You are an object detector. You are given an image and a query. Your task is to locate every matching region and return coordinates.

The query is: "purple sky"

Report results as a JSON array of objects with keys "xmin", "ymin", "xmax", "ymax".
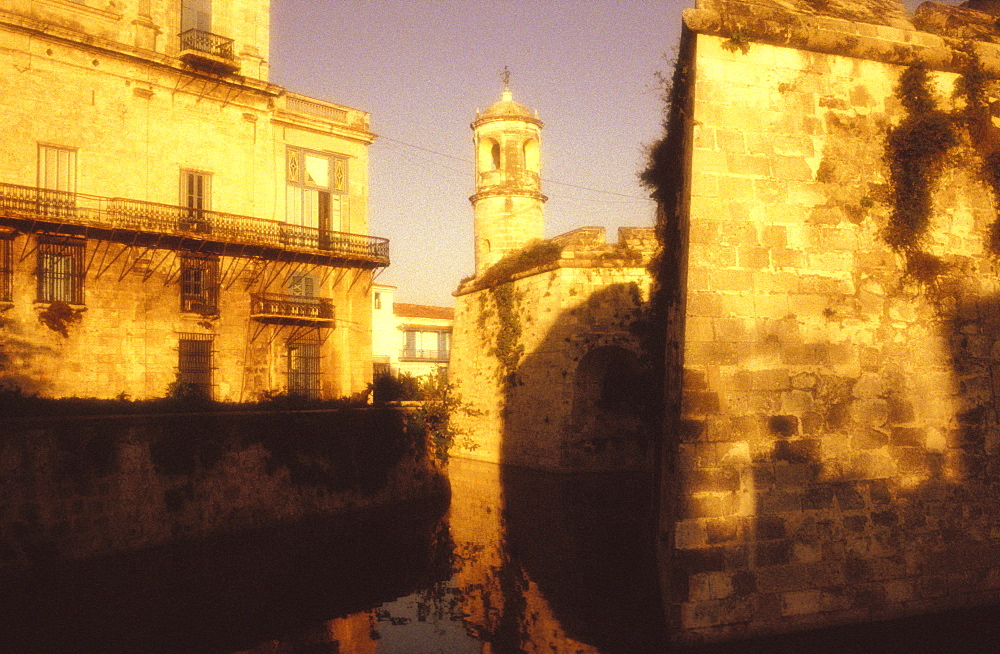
[
  {"xmin": 269, "ymin": 1, "xmax": 953, "ymax": 307},
  {"xmin": 269, "ymin": 0, "xmax": 685, "ymax": 306}
]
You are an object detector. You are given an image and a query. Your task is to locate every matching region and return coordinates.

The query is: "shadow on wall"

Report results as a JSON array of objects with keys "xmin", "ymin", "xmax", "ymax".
[
  {"xmin": 481, "ymin": 282, "xmax": 665, "ymax": 652},
  {"xmin": 0, "ymin": 316, "xmax": 57, "ymax": 396},
  {"xmin": 499, "ymin": 282, "xmax": 659, "ymax": 471},
  {"xmin": 670, "ymin": 273, "xmax": 1000, "ymax": 639}
]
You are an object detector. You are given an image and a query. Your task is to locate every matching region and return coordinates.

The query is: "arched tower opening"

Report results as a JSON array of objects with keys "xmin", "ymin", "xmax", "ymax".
[{"xmin": 524, "ymin": 138, "xmax": 540, "ymax": 173}]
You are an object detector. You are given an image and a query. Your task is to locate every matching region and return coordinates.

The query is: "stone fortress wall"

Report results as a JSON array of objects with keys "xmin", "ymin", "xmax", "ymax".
[
  {"xmin": 450, "ymin": 226, "xmax": 657, "ymax": 471},
  {"xmin": 655, "ymin": 0, "xmax": 1000, "ymax": 643}
]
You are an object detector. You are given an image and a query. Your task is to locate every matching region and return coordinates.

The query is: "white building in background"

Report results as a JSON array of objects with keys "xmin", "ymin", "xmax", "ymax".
[{"xmin": 372, "ymin": 283, "xmax": 453, "ymax": 380}]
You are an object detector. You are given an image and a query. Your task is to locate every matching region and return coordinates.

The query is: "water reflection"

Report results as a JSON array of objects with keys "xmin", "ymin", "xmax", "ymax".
[
  {"xmin": 295, "ymin": 458, "xmax": 661, "ymax": 653},
  {"xmin": 0, "ymin": 459, "xmax": 662, "ymax": 653}
]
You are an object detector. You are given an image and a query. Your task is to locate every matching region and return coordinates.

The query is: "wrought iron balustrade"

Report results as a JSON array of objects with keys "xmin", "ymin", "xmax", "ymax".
[
  {"xmin": 179, "ymin": 29, "xmax": 235, "ymax": 61},
  {"xmin": 0, "ymin": 181, "xmax": 390, "ymax": 266},
  {"xmin": 250, "ymin": 293, "xmax": 334, "ymax": 324},
  {"xmin": 399, "ymin": 348, "xmax": 450, "ymax": 362}
]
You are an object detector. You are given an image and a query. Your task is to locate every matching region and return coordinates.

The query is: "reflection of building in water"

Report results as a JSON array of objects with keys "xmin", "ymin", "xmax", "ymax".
[
  {"xmin": 371, "ymin": 283, "xmax": 454, "ymax": 380},
  {"xmin": 448, "ymin": 457, "xmax": 605, "ymax": 653},
  {"xmin": 0, "ymin": 0, "xmax": 387, "ymax": 400},
  {"xmin": 449, "ymin": 80, "xmax": 658, "ymax": 472}
]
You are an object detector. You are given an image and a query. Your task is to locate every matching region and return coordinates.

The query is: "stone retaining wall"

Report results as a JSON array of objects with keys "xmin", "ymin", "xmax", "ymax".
[{"xmin": 0, "ymin": 409, "xmax": 447, "ymax": 571}]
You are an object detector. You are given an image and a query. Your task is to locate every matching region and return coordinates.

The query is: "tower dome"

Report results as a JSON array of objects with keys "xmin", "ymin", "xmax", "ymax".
[
  {"xmin": 474, "ymin": 88, "xmax": 542, "ymax": 127},
  {"xmin": 470, "ymin": 73, "xmax": 547, "ymax": 276}
]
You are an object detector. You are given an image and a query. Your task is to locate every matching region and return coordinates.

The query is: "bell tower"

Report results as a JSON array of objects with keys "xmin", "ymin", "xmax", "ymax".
[{"xmin": 470, "ymin": 70, "xmax": 546, "ymax": 276}]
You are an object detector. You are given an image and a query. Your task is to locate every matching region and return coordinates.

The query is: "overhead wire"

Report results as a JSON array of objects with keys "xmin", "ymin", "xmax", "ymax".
[{"xmin": 375, "ymin": 134, "xmax": 654, "ymax": 203}]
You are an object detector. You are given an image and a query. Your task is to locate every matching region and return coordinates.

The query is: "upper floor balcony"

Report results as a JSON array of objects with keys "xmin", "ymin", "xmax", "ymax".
[
  {"xmin": 250, "ymin": 294, "xmax": 335, "ymax": 326},
  {"xmin": 0, "ymin": 182, "xmax": 389, "ymax": 268},
  {"xmin": 178, "ymin": 29, "xmax": 240, "ymax": 74},
  {"xmin": 399, "ymin": 348, "xmax": 450, "ymax": 363}
]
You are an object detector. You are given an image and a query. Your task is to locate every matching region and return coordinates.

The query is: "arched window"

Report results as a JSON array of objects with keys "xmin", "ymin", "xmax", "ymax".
[
  {"xmin": 478, "ymin": 138, "xmax": 501, "ymax": 171},
  {"xmin": 523, "ymin": 138, "xmax": 539, "ymax": 173}
]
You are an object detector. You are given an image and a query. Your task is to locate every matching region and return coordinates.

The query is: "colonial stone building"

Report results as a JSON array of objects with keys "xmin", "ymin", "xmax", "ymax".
[
  {"xmin": 0, "ymin": 0, "xmax": 387, "ymax": 400},
  {"xmin": 649, "ymin": 0, "xmax": 1000, "ymax": 644},
  {"xmin": 448, "ymin": 82, "xmax": 659, "ymax": 472}
]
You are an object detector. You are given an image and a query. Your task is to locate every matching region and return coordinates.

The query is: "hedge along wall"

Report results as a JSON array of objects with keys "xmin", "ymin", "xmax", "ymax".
[
  {"xmin": 0, "ymin": 409, "xmax": 447, "ymax": 571},
  {"xmin": 652, "ymin": 0, "xmax": 1000, "ymax": 645}
]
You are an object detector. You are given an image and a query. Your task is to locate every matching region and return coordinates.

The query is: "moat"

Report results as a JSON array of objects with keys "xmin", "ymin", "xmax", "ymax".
[{"xmin": 0, "ymin": 458, "xmax": 662, "ymax": 654}]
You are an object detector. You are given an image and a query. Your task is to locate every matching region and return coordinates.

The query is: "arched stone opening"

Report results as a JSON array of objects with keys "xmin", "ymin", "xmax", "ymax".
[
  {"xmin": 477, "ymin": 137, "xmax": 500, "ymax": 170},
  {"xmin": 523, "ymin": 138, "xmax": 540, "ymax": 172},
  {"xmin": 569, "ymin": 346, "xmax": 643, "ymax": 450}
]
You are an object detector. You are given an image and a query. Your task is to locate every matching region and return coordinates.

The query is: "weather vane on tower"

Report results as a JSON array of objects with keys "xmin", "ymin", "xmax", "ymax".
[{"xmin": 502, "ymin": 65, "xmax": 511, "ymax": 93}]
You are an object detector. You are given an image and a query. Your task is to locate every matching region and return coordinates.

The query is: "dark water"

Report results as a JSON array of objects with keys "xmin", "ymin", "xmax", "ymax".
[{"xmin": 0, "ymin": 458, "xmax": 663, "ymax": 654}]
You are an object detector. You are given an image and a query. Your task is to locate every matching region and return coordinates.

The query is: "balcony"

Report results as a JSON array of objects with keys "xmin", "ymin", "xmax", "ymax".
[
  {"xmin": 250, "ymin": 293, "xmax": 334, "ymax": 326},
  {"xmin": 0, "ymin": 182, "xmax": 389, "ymax": 268},
  {"xmin": 399, "ymin": 348, "xmax": 450, "ymax": 362},
  {"xmin": 178, "ymin": 29, "xmax": 239, "ymax": 74}
]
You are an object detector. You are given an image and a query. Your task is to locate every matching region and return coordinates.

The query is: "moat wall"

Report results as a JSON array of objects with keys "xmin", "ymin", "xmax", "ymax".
[
  {"xmin": 652, "ymin": 0, "xmax": 1000, "ymax": 644},
  {"xmin": 0, "ymin": 409, "xmax": 447, "ymax": 572}
]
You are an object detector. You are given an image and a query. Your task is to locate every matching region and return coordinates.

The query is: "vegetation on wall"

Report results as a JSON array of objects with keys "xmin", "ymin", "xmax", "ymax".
[
  {"xmin": 468, "ymin": 239, "xmax": 563, "ymax": 289},
  {"xmin": 884, "ymin": 67, "xmax": 958, "ymax": 253},
  {"xmin": 477, "ymin": 282, "xmax": 526, "ymax": 381},
  {"xmin": 37, "ymin": 301, "xmax": 84, "ymax": 337},
  {"xmin": 885, "ymin": 58, "xmax": 1000, "ymax": 273}
]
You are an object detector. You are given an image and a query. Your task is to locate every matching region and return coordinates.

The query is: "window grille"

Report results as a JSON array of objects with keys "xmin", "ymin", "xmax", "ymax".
[
  {"xmin": 37, "ymin": 239, "xmax": 84, "ymax": 304},
  {"xmin": 177, "ymin": 333, "xmax": 213, "ymax": 398},
  {"xmin": 180, "ymin": 254, "xmax": 219, "ymax": 314},
  {"xmin": 0, "ymin": 237, "xmax": 11, "ymax": 302},
  {"xmin": 287, "ymin": 340, "xmax": 321, "ymax": 398}
]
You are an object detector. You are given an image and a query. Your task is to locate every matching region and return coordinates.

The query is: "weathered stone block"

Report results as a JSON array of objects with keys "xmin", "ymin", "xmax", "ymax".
[
  {"xmin": 709, "ymin": 269, "xmax": 754, "ymax": 292},
  {"xmin": 781, "ymin": 589, "xmax": 822, "ymax": 616},
  {"xmin": 690, "ymin": 571, "xmax": 736, "ymax": 601},
  {"xmin": 803, "ymin": 485, "xmax": 834, "ymax": 510},
  {"xmin": 758, "ymin": 490, "xmax": 803, "ymax": 514},
  {"xmin": 682, "ymin": 493, "xmax": 739, "ymax": 519},
  {"xmin": 890, "ymin": 426, "xmax": 926, "ymax": 447},
  {"xmin": 756, "ymin": 539, "xmax": 794, "ymax": 566},
  {"xmin": 832, "ymin": 482, "xmax": 866, "ymax": 510},
  {"xmin": 756, "ymin": 564, "xmax": 810, "ymax": 594},
  {"xmin": 772, "ymin": 155, "xmax": 813, "ymax": 181},
  {"xmin": 681, "ymin": 596, "xmax": 753, "ymax": 629},
  {"xmin": 739, "ymin": 246, "xmax": 770, "ymax": 269}
]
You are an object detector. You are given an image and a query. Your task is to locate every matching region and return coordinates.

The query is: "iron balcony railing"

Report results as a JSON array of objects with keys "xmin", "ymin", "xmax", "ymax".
[
  {"xmin": 250, "ymin": 293, "xmax": 334, "ymax": 323},
  {"xmin": 0, "ymin": 182, "xmax": 390, "ymax": 265},
  {"xmin": 399, "ymin": 348, "xmax": 450, "ymax": 362},
  {"xmin": 179, "ymin": 29, "xmax": 235, "ymax": 61}
]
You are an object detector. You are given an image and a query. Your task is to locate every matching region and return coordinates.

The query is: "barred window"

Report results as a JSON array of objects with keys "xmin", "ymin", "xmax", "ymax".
[
  {"xmin": 178, "ymin": 334, "xmax": 213, "ymax": 399},
  {"xmin": 180, "ymin": 254, "xmax": 219, "ymax": 314},
  {"xmin": 0, "ymin": 236, "xmax": 11, "ymax": 302},
  {"xmin": 287, "ymin": 340, "xmax": 320, "ymax": 398},
  {"xmin": 37, "ymin": 240, "xmax": 84, "ymax": 304}
]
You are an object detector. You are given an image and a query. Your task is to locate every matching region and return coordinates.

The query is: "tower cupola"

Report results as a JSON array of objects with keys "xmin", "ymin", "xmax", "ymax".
[{"xmin": 470, "ymin": 71, "xmax": 547, "ymax": 275}]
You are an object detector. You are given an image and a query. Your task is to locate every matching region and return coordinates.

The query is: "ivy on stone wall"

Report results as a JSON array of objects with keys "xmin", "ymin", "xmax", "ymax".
[
  {"xmin": 886, "ymin": 57, "xmax": 1000, "ymax": 273},
  {"xmin": 477, "ymin": 282, "xmax": 525, "ymax": 382},
  {"xmin": 884, "ymin": 67, "xmax": 958, "ymax": 253}
]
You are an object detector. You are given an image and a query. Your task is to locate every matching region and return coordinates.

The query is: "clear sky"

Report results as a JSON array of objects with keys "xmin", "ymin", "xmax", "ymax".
[
  {"xmin": 269, "ymin": 0, "xmax": 688, "ymax": 307},
  {"xmin": 269, "ymin": 0, "xmax": 953, "ymax": 307}
]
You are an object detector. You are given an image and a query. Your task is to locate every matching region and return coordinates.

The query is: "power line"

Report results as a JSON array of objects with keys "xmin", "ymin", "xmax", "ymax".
[{"xmin": 375, "ymin": 134, "xmax": 653, "ymax": 202}]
